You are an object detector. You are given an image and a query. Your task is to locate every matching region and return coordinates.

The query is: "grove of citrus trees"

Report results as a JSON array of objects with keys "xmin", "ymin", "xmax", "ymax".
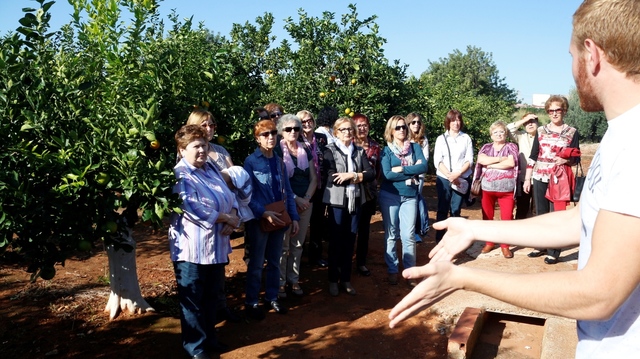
[{"xmin": 1, "ymin": 0, "xmax": 518, "ymax": 318}]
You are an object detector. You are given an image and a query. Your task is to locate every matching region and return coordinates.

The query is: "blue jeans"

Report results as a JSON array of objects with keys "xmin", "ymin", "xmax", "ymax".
[
  {"xmin": 173, "ymin": 261, "xmax": 225, "ymax": 357},
  {"xmin": 245, "ymin": 219, "xmax": 287, "ymax": 305},
  {"xmin": 379, "ymin": 190, "xmax": 417, "ymax": 274},
  {"xmin": 435, "ymin": 176, "xmax": 464, "ymax": 242}
]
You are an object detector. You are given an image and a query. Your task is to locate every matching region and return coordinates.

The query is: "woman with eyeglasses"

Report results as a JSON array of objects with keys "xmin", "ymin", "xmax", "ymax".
[
  {"xmin": 273, "ymin": 114, "xmax": 317, "ymax": 298},
  {"xmin": 524, "ymin": 95, "xmax": 580, "ymax": 265},
  {"xmin": 297, "ymin": 110, "xmax": 330, "ymax": 268},
  {"xmin": 433, "ymin": 109, "xmax": 474, "ymax": 244},
  {"xmin": 353, "ymin": 113, "xmax": 381, "ymax": 277},
  {"xmin": 243, "ymin": 120, "xmax": 300, "ymax": 320},
  {"xmin": 474, "ymin": 120, "xmax": 519, "ymax": 258},
  {"xmin": 379, "ymin": 115, "xmax": 428, "ymax": 287},
  {"xmin": 323, "ymin": 117, "xmax": 374, "ymax": 296},
  {"xmin": 407, "ymin": 112, "xmax": 430, "ymax": 243}
]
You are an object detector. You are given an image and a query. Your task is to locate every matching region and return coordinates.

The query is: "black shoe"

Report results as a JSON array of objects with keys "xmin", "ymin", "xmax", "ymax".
[
  {"xmin": 245, "ymin": 303, "xmax": 265, "ymax": 321},
  {"xmin": 218, "ymin": 307, "xmax": 242, "ymax": 323},
  {"xmin": 316, "ymin": 259, "xmax": 328, "ymax": 267},
  {"xmin": 528, "ymin": 249, "xmax": 547, "ymax": 258},
  {"xmin": 544, "ymin": 256, "xmax": 558, "ymax": 265},
  {"xmin": 266, "ymin": 300, "xmax": 288, "ymax": 314},
  {"xmin": 357, "ymin": 266, "xmax": 371, "ymax": 276},
  {"xmin": 466, "ymin": 198, "xmax": 476, "ymax": 207}
]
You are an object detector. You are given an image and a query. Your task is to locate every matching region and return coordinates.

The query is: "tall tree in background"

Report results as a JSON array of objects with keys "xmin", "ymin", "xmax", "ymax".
[{"xmin": 411, "ymin": 45, "xmax": 517, "ymax": 150}]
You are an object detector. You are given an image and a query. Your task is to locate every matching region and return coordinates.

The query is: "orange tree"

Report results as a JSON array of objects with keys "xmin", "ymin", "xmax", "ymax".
[
  {"xmin": 259, "ymin": 4, "xmax": 411, "ymax": 141},
  {"xmin": 0, "ymin": 0, "xmax": 260, "ymax": 319}
]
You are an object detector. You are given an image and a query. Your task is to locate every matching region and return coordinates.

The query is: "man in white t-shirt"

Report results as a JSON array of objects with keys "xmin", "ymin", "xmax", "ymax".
[{"xmin": 388, "ymin": 0, "xmax": 640, "ymax": 357}]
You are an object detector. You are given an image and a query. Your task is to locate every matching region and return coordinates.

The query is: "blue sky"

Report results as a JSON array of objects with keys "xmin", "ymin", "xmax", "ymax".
[{"xmin": 1, "ymin": 0, "xmax": 583, "ymax": 104}]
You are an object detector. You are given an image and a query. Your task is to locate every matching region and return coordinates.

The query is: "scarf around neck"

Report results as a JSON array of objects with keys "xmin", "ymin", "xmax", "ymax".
[
  {"xmin": 388, "ymin": 140, "xmax": 414, "ymax": 166},
  {"xmin": 280, "ymin": 139, "xmax": 309, "ymax": 178},
  {"xmin": 335, "ymin": 140, "xmax": 357, "ymax": 213}
]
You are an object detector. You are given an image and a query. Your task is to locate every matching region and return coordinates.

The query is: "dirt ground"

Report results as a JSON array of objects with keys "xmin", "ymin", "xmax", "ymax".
[{"xmin": 0, "ymin": 144, "xmax": 597, "ymax": 359}]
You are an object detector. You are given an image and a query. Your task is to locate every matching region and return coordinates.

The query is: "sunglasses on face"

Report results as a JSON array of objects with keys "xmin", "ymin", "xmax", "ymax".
[
  {"xmin": 270, "ymin": 112, "xmax": 283, "ymax": 118},
  {"xmin": 301, "ymin": 119, "xmax": 314, "ymax": 124},
  {"xmin": 410, "ymin": 121, "xmax": 421, "ymax": 126},
  {"xmin": 201, "ymin": 122, "xmax": 216, "ymax": 128},
  {"xmin": 547, "ymin": 109, "xmax": 564, "ymax": 115},
  {"xmin": 283, "ymin": 126, "xmax": 301, "ymax": 133},
  {"xmin": 395, "ymin": 125, "xmax": 407, "ymax": 131},
  {"xmin": 259, "ymin": 115, "xmax": 270, "ymax": 120},
  {"xmin": 526, "ymin": 119, "xmax": 538, "ymax": 125},
  {"xmin": 259, "ymin": 129, "xmax": 278, "ymax": 137}
]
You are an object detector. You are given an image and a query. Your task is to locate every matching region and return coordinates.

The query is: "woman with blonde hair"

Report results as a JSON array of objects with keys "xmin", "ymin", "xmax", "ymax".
[
  {"xmin": 379, "ymin": 115, "xmax": 428, "ymax": 286},
  {"xmin": 323, "ymin": 117, "xmax": 374, "ymax": 296},
  {"xmin": 474, "ymin": 120, "xmax": 519, "ymax": 258}
]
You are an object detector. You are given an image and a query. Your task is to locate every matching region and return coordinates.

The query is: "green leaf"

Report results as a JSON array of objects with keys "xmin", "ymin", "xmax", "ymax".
[{"xmin": 20, "ymin": 123, "xmax": 34, "ymax": 131}]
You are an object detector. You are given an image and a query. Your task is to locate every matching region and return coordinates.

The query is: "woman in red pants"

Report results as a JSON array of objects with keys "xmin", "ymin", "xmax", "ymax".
[{"xmin": 473, "ymin": 120, "xmax": 519, "ymax": 258}]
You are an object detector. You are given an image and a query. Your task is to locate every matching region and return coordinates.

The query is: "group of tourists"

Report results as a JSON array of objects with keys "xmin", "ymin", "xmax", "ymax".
[
  {"xmin": 165, "ymin": 1, "xmax": 640, "ymax": 358},
  {"xmin": 165, "ymin": 95, "xmax": 581, "ymax": 357}
]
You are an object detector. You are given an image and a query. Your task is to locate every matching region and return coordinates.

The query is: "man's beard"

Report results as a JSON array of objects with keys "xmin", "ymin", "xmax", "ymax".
[{"xmin": 576, "ymin": 56, "xmax": 604, "ymax": 112}]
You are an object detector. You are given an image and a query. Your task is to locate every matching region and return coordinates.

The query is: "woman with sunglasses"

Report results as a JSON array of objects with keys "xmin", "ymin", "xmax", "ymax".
[
  {"xmin": 243, "ymin": 120, "xmax": 300, "ymax": 320},
  {"xmin": 524, "ymin": 95, "xmax": 580, "ymax": 265},
  {"xmin": 433, "ymin": 109, "xmax": 474, "ymax": 244},
  {"xmin": 323, "ymin": 117, "xmax": 374, "ymax": 296},
  {"xmin": 407, "ymin": 112, "xmax": 430, "ymax": 243},
  {"xmin": 297, "ymin": 110, "xmax": 330, "ymax": 268},
  {"xmin": 274, "ymin": 114, "xmax": 317, "ymax": 298},
  {"xmin": 264, "ymin": 103, "xmax": 284, "ymax": 122},
  {"xmin": 379, "ymin": 115, "xmax": 428, "ymax": 287}
]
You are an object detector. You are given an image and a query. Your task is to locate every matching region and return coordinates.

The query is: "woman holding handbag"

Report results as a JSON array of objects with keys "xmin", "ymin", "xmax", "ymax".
[
  {"xmin": 243, "ymin": 120, "xmax": 300, "ymax": 320},
  {"xmin": 433, "ymin": 109, "xmax": 474, "ymax": 243},
  {"xmin": 474, "ymin": 121, "xmax": 519, "ymax": 258},
  {"xmin": 524, "ymin": 95, "xmax": 580, "ymax": 265},
  {"xmin": 323, "ymin": 117, "xmax": 374, "ymax": 296}
]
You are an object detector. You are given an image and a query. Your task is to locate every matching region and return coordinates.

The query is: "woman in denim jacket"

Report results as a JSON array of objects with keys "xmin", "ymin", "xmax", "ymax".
[{"xmin": 243, "ymin": 120, "xmax": 300, "ymax": 320}]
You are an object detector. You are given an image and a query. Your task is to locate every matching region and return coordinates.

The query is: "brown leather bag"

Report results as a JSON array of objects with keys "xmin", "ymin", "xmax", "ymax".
[
  {"xmin": 471, "ymin": 178, "xmax": 482, "ymax": 197},
  {"xmin": 260, "ymin": 200, "xmax": 292, "ymax": 232}
]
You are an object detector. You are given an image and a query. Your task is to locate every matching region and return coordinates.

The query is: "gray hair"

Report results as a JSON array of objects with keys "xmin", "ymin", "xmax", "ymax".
[{"xmin": 276, "ymin": 114, "xmax": 302, "ymax": 134}]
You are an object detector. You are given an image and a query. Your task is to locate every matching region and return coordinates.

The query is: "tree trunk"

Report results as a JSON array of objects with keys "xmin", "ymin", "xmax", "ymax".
[{"xmin": 104, "ymin": 227, "xmax": 155, "ymax": 320}]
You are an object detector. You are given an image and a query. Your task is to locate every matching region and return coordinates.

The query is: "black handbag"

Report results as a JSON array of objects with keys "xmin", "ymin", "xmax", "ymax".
[{"xmin": 572, "ymin": 162, "xmax": 586, "ymax": 202}]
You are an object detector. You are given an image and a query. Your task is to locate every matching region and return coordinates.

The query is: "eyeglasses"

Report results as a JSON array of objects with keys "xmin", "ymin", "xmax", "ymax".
[
  {"xmin": 395, "ymin": 125, "xmax": 407, "ymax": 131},
  {"xmin": 283, "ymin": 126, "xmax": 301, "ymax": 133},
  {"xmin": 410, "ymin": 121, "xmax": 421, "ymax": 126},
  {"xmin": 492, "ymin": 130, "xmax": 505, "ymax": 135},
  {"xmin": 270, "ymin": 112, "xmax": 283, "ymax": 118},
  {"xmin": 547, "ymin": 109, "xmax": 564, "ymax": 115},
  {"xmin": 259, "ymin": 129, "xmax": 278, "ymax": 137},
  {"xmin": 259, "ymin": 115, "xmax": 270, "ymax": 120},
  {"xmin": 356, "ymin": 124, "xmax": 369, "ymax": 128},
  {"xmin": 301, "ymin": 119, "xmax": 313, "ymax": 124},
  {"xmin": 337, "ymin": 127, "xmax": 354, "ymax": 133}
]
